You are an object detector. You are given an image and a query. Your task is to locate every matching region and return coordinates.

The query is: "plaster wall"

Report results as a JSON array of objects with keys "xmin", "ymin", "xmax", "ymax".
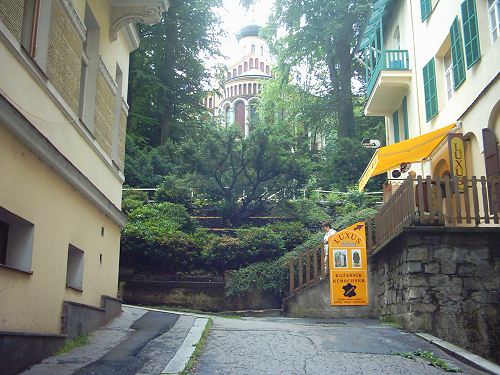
[{"xmin": 0, "ymin": 125, "xmax": 121, "ymax": 334}]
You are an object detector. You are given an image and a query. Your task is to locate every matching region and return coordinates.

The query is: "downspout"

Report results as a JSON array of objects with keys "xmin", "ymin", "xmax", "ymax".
[{"xmin": 408, "ymin": 0, "xmax": 425, "ymax": 176}]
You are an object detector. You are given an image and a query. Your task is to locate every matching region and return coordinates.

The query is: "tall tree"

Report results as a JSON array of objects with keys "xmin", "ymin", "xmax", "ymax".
[
  {"xmin": 244, "ymin": 0, "xmax": 371, "ymax": 139},
  {"xmin": 127, "ymin": 0, "xmax": 222, "ymax": 145}
]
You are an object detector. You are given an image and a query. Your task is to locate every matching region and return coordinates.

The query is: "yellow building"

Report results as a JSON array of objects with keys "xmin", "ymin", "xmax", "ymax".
[
  {"xmin": 359, "ymin": 0, "xmax": 499, "ymax": 196},
  {"xmin": 0, "ymin": 0, "xmax": 167, "ymax": 373}
]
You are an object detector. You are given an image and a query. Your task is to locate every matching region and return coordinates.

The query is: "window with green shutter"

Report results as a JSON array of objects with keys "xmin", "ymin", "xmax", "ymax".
[
  {"xmin": 421, "ymin": 0, "xmax": 432, "ymax": 21},
  {"xmin": 402, "ymin": 96, "xmax": 409, "ymax": 140},
  {"xmin": 461, "ymin": 0, "xmax": 481, "ymax": 68},
  {"xmin": 393, "ymin": 111, "xmax": 400, "ymax": 143},
  {"xmin": 450, "ymin": 17, "xmax": 466, "ymax": 89},
  {"xmin": 423, "ymin": 58, "xmax": 438, "ymax": 121}
]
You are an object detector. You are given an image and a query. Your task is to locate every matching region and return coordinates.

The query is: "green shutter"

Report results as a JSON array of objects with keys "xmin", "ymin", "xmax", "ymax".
[
  {"xmin": 393, "ymin": 110, "xmax": 400, "ymax": 143},
  {"xmin": 450, "ymin": 17, "xmax": 466, "ymax": 89},
  {"xmin": 423, "ymin": 58, "xmax": 438, "ymax": 122},
  {"xmin": 402, "ymin": 96, "xmax": 409, "ymax": 140},
  {"xmin": 421, "ymin": 0, "xmax": 432, "ymax": 21},
  {"xmin": 461, "ymin": 0, "xmax": 481, "ymax": 68}
]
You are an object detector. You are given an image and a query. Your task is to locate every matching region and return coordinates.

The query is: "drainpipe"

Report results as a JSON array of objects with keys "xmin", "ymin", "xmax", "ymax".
[{"xmin": 408, "ymin": 0, "xmax": 425, "ymax": 176}]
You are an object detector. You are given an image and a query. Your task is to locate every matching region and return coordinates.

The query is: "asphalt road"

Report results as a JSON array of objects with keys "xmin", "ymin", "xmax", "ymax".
[
  {"xmin": 73, "ymin": 311, "xmax": 179, "ymax": 375},
  {"xmin": 194, "ymin": 317, "xmax": 487, "ymax": 375}
]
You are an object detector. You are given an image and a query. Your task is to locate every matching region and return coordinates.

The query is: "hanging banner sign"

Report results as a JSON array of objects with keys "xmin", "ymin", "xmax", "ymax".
[
  {"xmin": 328, "ymin": 222, "xmax": 368, "ymax": 306},
  {"xmin": 448, "ymin": 134, "xmax": 467, "ymax": 192}
]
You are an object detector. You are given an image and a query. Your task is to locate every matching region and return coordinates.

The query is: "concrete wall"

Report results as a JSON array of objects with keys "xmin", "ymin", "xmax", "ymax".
[{"xmin": 120, "ymin": 280, "xmax": 282, "ymax": 311}]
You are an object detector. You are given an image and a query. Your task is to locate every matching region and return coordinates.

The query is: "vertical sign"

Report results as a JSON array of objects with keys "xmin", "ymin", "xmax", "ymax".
[
  {"xmin": 328, "ymin": 222, "xmax": 368, "ymax": 306},
  {"xmin": 448, "ymin": 133, "xmax": 467, "ymax": 192}
]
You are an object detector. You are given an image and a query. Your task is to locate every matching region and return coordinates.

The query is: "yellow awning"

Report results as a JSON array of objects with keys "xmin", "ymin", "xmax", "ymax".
[{"xmin": 358, "ymin": 123, "xmax": 457, "ymax": 191}]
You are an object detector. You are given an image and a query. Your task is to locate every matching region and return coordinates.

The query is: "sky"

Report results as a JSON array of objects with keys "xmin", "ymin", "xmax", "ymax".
[{"xmin": 216, "ymin": 0, "xmax": 274, "ymax": 61}]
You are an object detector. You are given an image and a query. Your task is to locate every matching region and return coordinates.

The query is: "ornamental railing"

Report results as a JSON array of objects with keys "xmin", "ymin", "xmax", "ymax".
[{"xmin": 366, "ymin": 49, "xmax": 410, "ymax": 97}]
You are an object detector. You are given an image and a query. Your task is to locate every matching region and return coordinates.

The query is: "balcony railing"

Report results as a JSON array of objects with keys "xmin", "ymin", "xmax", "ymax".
[
  {"xmin": 366, "ymin": 49, "xmax": 410, "ymax": 97},
  {"xmin": 367, "ymin": 175, "xmax": 500, "ymax": 253}
]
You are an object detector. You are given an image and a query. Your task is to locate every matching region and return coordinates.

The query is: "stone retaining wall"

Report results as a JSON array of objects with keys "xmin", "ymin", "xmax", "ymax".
[{"xmin": 370, "ymin": 227, "xmax": 499, "ymax": 364}]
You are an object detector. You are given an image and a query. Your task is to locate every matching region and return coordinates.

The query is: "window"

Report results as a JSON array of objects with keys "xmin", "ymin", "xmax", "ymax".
[
  {"xmin": 402, "ymin": 96, "xmax": 409, "ymax": 140},
  {"xmin": 461, "ymin": 0, "xmax": 481, "ymax": 68},
  {"xmin": 79, "ymin": 5, "xmax": 100, "ymax": 130},
  {"xmin": 66, "ymin": 245, "xmax": 84, "ymax": 291},
  {"xmin": 394, "ymin": 26, "xmax": 400, "ymax": 50},
  {"xmin": 0, "ymin": 221, "xmax": 8, "ymax": 265},
  {"xmin": 393, "ymin": 110, "xmax": 400, "ymax": 143},
  {"xmin": 421, "ymin": 0, "xmax": 432, "ymax": 21},
  {"xmin": 260, "ymin": 46, "xmax": 264, "ymax": 56},
  {"xmin": 423, "ymin": 58, "xmax": 438, "ymax": 121},
  {"xmin": 251, "ymin": 44, "xmax": 255, "ymax": 53},
  {"xmin": 225, "ymin": 107, "xmax": 231, "ymax": 126},
  {"xmin": 21, "ymin": 0, "xmax": 40, "ymax": 57},
  {"xmin": 443, "ymin": 49, "xmax": 454, "ymax": 100},
  {"xmin": 450, "ymin": 17, "xmax": 466, "ymax": 89},
  {"xmin": 112, "ymin": 64, "xmax": 123, "ymax": 165},
  {"xmin": 488, "ymin": 0, "xmax": 500, "ymax": 42},
  {"xmin": 20, "ymin": 0, "xmax": 51, "ymax": 67},
  {"xmin": 0, "ymin": 208, "xmax": 34, "ymax": 273}
]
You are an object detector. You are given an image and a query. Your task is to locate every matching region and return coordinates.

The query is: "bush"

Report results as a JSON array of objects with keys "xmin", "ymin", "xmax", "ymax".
[
  {"xmin": 272, "ymin": 199, "xmax": 330, "ymax": 229},
  {"xmin": 225, "ymin": 260, "xmax": 288, "ymax": 298},
  {"xmin": 237, "ymin": 226, "xmax": 286, "ymax": 264},
  {"xmin": 123, "ymin": 202, "xmax": 194, "ymax": 240},
  {"xmin": 225, "ymin": 231, "xmax": 324, "ymax": 297},
  {"xmin": 333, "ymin": 207, "xmax": 377, "ymax": 231},
  {"xmin": 122, "ymin": 189, "xmax": 148, "ymax": 214},
  {"xmin": 154, "ymin": 175, "xmax": 193, "ymax": 209},
  {"xmin": 265, "ymin": 221, "xmax": 310, "ymax": 251}
]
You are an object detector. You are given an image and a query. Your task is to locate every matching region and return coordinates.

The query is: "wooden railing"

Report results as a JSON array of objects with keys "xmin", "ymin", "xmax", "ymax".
[
  {"xmin": 288, "ymin": 175, "xmax": 500, "ymax": 296},
  {"xmin": 368, "ymin": 175, "xmax": 500, "ymax": 253},
  {"xmin": 288, "ymin": 245, "xmax": 325, "ymax": 296}
]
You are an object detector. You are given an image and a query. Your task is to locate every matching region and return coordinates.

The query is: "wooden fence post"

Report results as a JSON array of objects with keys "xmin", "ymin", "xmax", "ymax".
[{"xmin": 298, "ymin": 253, "xmax": 303, "ymax": 288}]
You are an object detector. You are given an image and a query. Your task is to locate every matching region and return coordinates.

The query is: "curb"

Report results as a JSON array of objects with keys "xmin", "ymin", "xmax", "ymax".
[
  {"xmin": 415, "ymin": 332, "xmax": 500, "ymax": 375},
  {"xmin": 161, "ymin": 318, "xmax": 209, "ymax": 375}
]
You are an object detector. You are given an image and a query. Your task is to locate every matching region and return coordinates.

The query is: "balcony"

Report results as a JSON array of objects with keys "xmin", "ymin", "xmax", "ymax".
[{"xmin": 364, "ymin": 50, "xmax": 412, "ymax": 116}]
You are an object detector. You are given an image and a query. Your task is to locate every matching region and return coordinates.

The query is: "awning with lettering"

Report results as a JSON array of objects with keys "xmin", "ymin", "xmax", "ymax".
[{"xmin": 358, "ymin": 123, "xmax": 457, "ymax": 192}]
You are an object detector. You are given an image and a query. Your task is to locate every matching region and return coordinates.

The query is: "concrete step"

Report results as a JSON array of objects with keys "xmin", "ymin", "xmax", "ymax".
[{"xmin": 225, "ymin": 309, "xmax": 283, "ymax": 317}]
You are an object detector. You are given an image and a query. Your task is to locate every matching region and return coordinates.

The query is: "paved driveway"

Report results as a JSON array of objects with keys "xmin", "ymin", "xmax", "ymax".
[{"xmin": 194, "ymin": 317, "xmax": 486, "ymax": 375}]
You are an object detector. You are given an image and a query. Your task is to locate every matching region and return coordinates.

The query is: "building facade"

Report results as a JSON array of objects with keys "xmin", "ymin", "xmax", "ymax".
[
  {"xmin": 0, "ymin": 1, "xmax": 167, "ymax": 372},
  {"xmin": 204, "ymin": 24, "xmax": 273, "ymax": 136},
  {"xmin": 359, "ymin": 0, "xmax": 499, "ymax": 194}
]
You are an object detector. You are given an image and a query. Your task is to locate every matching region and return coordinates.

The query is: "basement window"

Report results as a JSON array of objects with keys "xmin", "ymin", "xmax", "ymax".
[
  {"xmin": 0, "ymin": 207, "xmax": 35, "ymax": 274},
  {"xmin": 66, "ymin": 244, "xmax": 84, "ymax": 291}
]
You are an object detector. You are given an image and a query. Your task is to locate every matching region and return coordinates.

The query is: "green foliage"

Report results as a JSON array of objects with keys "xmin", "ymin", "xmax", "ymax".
[
  {"xmin": 273, "ymin": 199, "xmax": 330, "ymax": 230},
  {"xmin": 265, "ymin": 221, "xmax": 310, "ymax": 251},
  {"xmin": 333, "ymin": 208, "xmax": 376, "ymax": 231},
  {"xmin": 154, "ymin": 175, "xmax": 193, "ymax": 209},
  {"xmin": 397, "ymin": 350, "xmax": 462, "ymax": 372},
  {"xmin": 181, "ymin": 121, "xmax": 313, "ymax": 224},
  {"xmin": 226, "ymin": 231, "xmax": 324, "ymax": 297},
  {"xmin": 56, "ymin": 335, "xmax": 89, "ymax": 355},
  {"xmin": 225, "ymin": 260, "xmax": 288, "ymax": 298},
  {"xmin": 121, "ymin": 189, "xmax": 148, "ymax": 214},
  {"xmin": 127, "ymin": 0, "xmax": 222, "ymax": 145},
  {"xmin": 123, "ymin": 202, "xmax": 194, "ymax": 240}
]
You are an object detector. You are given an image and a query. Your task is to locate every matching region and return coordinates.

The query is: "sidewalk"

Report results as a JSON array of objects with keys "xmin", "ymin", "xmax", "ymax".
[{"xmin": 21, "ymin": 305, "xmax": 208, "ymax": 375}]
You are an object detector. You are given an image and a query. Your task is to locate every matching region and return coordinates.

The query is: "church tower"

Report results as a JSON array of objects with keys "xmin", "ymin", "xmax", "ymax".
[{"xmin": 204, "ymin": 25, "xmax": 273, "ymax": 136}]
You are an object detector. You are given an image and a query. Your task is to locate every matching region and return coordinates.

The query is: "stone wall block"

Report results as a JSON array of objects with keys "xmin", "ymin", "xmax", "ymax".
[
  {"xmin": 429, "ymin": 274, "xmax": 449, "ymax": 287},
  {"xmin": 405, "ymin": 262, "xmax": 423, "ymax": 273},
  {"xmin": 466, "ymin": 248, "xmax": 490, "ymax": 261},
  {"xmin": 440, "ymin": 260, "xmax": 456, "ymax": 274},
  {"xmin": 408, "ymin": 275, "xmax": 428, "ymax": 287},
  {"xmin": 407, "ymin": 247, "xmax": 429, "ymax": 261},
  {"xmin": 424, "ymin": 262, "xmax": 440, "ymax": 274},
  {"xmin": 410, "ymin": 303, "xmax": 436, "ymax": 313},
  {"xmin": 463, "ymin": 277, "xmax": 481, "ymax": 291},
  {"xmin": 457, "ymin": 264, "xmax": 475, "ymax": 276}
]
